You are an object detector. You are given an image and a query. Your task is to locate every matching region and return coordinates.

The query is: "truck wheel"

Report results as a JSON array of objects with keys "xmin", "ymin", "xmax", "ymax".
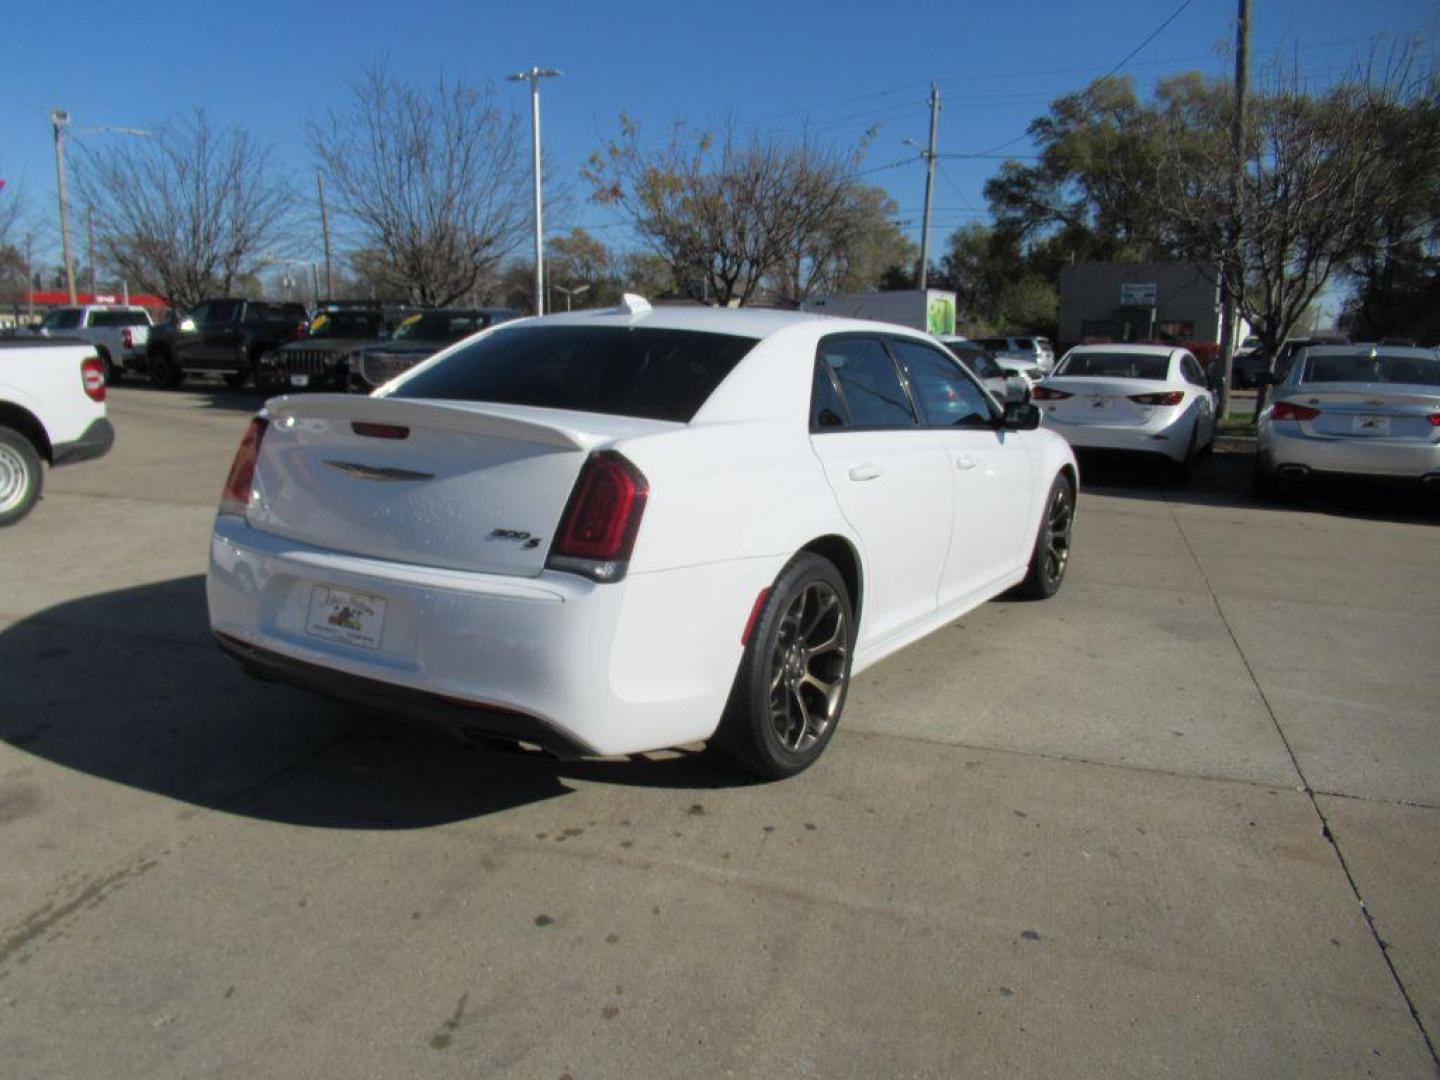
[
  {"xmin": 149, "ymin": 349, "xmax": 183, "ymax": 389},
  {"xmin": 223, "ymin": 370, "xmax": 250, "ymax": 389},
  {"xmin": 0, "ymin": 426, "xmax": 44, "ymax": 527}
]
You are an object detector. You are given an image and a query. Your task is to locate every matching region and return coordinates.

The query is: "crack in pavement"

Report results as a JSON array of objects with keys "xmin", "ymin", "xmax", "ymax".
[{"xmin": 1163, "ymin": 493, "xmax": 1440, "ymax": 1070}]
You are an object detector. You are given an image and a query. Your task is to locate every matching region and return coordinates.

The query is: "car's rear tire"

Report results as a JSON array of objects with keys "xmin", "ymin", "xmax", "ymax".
[
  {"xmin": 712, "ymin": 553, "xmax": 855, "ymax": 780},
  {"xmin": 0, "ymin": 426, "xmax": 44, "ymax": 527},
  {"xmin": 1014, "ymin": 472, "xmax": 1075, "ymax": 600}
]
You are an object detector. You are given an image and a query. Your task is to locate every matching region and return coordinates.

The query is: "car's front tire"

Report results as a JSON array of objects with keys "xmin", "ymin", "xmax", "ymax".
[
  {"xmin": 1015, "ymin": 472, "xmax": 1075, "ymax": 600},
  {"xmin": 712, "ymin": 552, "xmax": 855, "ymax": 780},
  {"xmin": 149, "ymin": 348, "xmax": 183, "ymax": 389},
  {"xmin": 0, "ymin": 426, "xmax": 44, "ymax": 527}
]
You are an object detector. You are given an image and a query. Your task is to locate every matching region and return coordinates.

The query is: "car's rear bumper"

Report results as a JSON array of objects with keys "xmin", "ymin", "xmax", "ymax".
[
  {"xmin": 1042, "ymin": 410, "xmax": 1196, "ymax": 462},
  {"xmin": 1258, "ymin": 425, "xmax": 1440, "ymax": 480},
  {"xmin": 206, "ymin": 515, "xmax": 779, "ymax": 756},
  {"xmin": 51, "ymin": 418, "xmax": 115, "ymax": 466}
]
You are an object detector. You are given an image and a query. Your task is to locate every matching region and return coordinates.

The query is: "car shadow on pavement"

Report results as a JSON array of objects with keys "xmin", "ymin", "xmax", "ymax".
[
  {"xmin": 1078, "ymin": 449, "xmax": 1440, "ymax": 526},
  {"xmin": 0, "ymin": 576, "xmax": 749, "ymax": 832},
  {"xmin": 112, "ymin": 378, "xmax": 271, "ymax": 414}
]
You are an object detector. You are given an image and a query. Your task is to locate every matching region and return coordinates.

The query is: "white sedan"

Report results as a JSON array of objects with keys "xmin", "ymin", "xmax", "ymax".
[
  {"xmin": 1032, "ymin": 344, "xmax": 1217, "ymax": 476},
  {"xmin": 207, "ymin": 299, "xmax": 1078, "ymax": 778}
]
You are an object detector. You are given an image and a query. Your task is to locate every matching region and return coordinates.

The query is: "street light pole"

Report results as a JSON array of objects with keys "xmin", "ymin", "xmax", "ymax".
[
  {"xmin": 50, "ymin": 109, "xmax": 76, "ymax": 304},
  {"xmin": 552, "ymin": 283, "xmax": 590, "ymax": 312},
  {"xmin": 507, "ymin": 66, "xmax": 561, "ymax": 317}
]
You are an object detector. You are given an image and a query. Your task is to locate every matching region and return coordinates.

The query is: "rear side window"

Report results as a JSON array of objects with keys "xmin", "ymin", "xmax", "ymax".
[
  {"xmin": 1015, "ymin": 338, "xmax": 1034, "ymax": 350},
  {"xmin": 816, "ymin": 336, "xmax": 917, "ymax": 430},
  {"xmin": 391, "ymin": 325, "xmax": 758, "ymax": 423},
  {"xmin": 1180, "ymin": 355, "xmax": 1206, "ymax": 386},
  {"xmin": 1056, "ymin": 352, "xmax": 1170, "ymax": 380}
]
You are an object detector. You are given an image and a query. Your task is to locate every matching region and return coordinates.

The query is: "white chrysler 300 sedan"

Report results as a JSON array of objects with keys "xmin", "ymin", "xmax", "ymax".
[
  {"xmin": 208, "ymin": 299, "xmax": 1078, "ymax": 778},
  {"xmin": 1032, "ymin": 344, "xmax": 1217, "ymax": 475}
]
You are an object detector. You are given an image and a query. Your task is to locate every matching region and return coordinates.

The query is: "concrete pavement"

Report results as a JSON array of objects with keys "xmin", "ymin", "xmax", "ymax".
[{"xmin": 1, "ymin": 384, "xmax": 1436, "ymax": 1077}]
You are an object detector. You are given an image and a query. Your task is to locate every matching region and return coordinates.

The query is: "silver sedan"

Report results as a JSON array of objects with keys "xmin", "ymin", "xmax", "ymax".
[{"xmin": 1255, "ymin": 345, "xmax": 1440, "ymax": 493}]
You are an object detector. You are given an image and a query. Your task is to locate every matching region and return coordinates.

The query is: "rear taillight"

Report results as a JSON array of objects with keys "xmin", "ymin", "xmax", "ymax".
[
  {"xmin": 1031, "ymin": 386, "xmax": 1072, "ymax": 401},
  {"xmin": 219, "ymin": 417, "xmax": 269, "ymax": 516},
  {"xmin": 81, "ymin": 357, "xmax": 106, "ymax": 402},
  {"xmin": 121, "ymin": 327, "xmax": 134, "ymax": 348},
  {"xmin": 546, "ymin": 451, "xmax": 649, "ymax": 583},
  {"xmin": 1427, "ymin": 413, "xmax": 1440, "ymax": 427},
  {"xmin": 1271, "ymin": 401, "xmax": 1320, "ymax": 422},
  {"xmin": 1128, "ymin": 391, "xmax": 1185, "ymax": 406}
]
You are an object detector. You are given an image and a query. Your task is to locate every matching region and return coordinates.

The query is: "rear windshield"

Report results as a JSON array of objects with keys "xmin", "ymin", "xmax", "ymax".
[
  {"xmin": 1055, "ymin": 352, "xmax": 1170, "ymax": 380},
  {"xmin": 1302, "ymin": 354, "xmax": 1440, "ymax": 386},
  {"xmin": 392, "ymin": 325, "xmax": 759, "ymax": 422}
]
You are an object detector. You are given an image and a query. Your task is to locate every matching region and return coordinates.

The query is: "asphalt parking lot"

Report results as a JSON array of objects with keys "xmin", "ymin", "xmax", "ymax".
[{"xmin": 3, "ymin": 384, "xmax": 1438, "ymax": 1078}]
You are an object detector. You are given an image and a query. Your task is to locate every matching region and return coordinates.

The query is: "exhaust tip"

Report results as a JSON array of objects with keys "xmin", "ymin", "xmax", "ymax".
[{"xmin": 1277, "ymin": 465, "xmax": 1311, "ymax": 480}]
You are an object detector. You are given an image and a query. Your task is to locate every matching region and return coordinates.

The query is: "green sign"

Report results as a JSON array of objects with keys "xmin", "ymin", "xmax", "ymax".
[{"xmin": 926, "ymin": 294, "xmax": 956, "ymax": 336}]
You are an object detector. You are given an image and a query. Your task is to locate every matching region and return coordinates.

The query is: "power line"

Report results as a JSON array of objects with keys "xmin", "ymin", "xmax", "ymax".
[{"xmin": 968, "ymin": 0, "xmax": 1197, "ymax": 157}]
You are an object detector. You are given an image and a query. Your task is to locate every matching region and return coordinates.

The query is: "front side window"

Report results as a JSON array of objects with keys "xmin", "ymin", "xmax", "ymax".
[
  {"xmin": 816, "ymin": 336, "xmax": 917, "ymax": 430},
  {"xmin": 42, "ymin": 308, "xmax": 82, "ymax": 331},
  {"xmin": 889, "ymin": 338, "xmax": 995, "ymax": 428},
  {"xmin": 207, "ymin": 300, "xmax": 241, "ymax": 325},
  {"xmin": 391, "ymin": 325, "xmax": 757, "ymax": 423}
]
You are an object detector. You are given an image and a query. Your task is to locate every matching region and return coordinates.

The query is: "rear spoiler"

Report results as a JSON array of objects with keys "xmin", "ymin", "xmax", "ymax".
[{"xmin": 263, "ymin": 394, "xmax": 604, "ymax": 452}]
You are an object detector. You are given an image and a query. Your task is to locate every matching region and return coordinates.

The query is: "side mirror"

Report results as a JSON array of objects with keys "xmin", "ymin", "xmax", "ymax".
[{"xmin": 1001, "ymin": 401, "xmax": 1041, "ymax": 431}]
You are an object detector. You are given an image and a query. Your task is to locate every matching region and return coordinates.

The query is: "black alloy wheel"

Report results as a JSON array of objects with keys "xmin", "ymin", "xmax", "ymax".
[
  {"xmin": 714, "ymin": 553, "xmax": 854, "ymax": 779},
  {"xmin": 1016, "ymin": 473, "xmax": 1075, "ymax": 599}
]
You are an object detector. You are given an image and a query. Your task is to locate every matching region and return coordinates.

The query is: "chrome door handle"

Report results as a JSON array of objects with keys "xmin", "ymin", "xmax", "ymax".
[
  {"xmin": 956, "ymin": 455, "xmax": 978, "ymax": 470},
  {"xmin": 848, "ymin": 464, "xmax": 882, "ymax": 481}
]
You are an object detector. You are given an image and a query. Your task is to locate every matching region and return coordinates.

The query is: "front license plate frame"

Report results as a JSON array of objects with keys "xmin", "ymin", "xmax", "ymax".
[{"xmin": 305, "ymin": 586, "xmax": 387, "ymax": 650}]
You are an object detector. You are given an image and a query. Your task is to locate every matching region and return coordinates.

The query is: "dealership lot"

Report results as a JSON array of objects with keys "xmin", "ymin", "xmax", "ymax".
[{"xmin": 2, "ymin": 386, "xmax": 1438, "ymax": 1077}]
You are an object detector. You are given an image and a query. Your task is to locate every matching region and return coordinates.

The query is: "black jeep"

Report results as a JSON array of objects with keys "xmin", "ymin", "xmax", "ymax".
[
  {"xmin": 262, "ymin": 305, "xmax": 392, "ymax": 392},
  {"xmin": 347, "ymin": 308, "xmax": 519, "ymax": 392}
]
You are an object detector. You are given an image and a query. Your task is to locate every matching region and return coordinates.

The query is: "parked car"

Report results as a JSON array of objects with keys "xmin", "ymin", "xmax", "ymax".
[
  {"xmin": 35, "ymin": 305, "xmax": 152, "ymax": 383},
  {"xmin": 978, "ymin": 334, "xmax": 1054, "ymax": 375},
  {"xmin": 1254, "ymin": 345, "xmax": 1440, "ymax": 495},
  {"xmin": 937, "ymin": 336, "xmax": 1029, "ymax": 402},
  {"xmin": 1033, "ymin": 343, "xmax": 1217, "ymax": 478},
  {"xmin": 262, "ymin": 306, "xmax": 391, "ymax": 392},
  {"xmin": 1236, "ymin": 334, "xmax": 1352, "ymax": 389},
  {"xmin": 146, "ymin": 299, "xmax": 308, "ymax": 389},
  {"xmin": 208, "ymin": 299, "xmax": 1077, "ymax": 778},
  {"xmin": 348, "ymin": 308, "xmax": 520, "ymax": 392},
  {"xmin": 0, "ymin": 337, "xmax": 114, "ymax": 525}
]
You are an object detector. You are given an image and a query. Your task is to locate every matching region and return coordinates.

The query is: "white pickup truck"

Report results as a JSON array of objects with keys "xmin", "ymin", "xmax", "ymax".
[
  {"xmin": 36, "ymin": 305, "xmax": 153, "ymax": 382},
  {"xmin": 0, "ymin": 338, "xmax": 115, "ymax": 525}
]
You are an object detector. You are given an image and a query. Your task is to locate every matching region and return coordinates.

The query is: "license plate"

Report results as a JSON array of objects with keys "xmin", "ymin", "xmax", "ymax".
[
  {"xmin": 305, "ymin": 586, "xmax": 386, "ymax": 649},
  {"xmin": 290, "ymin": 374, "xmax": 310, "ymax": 388},
  {"xmin": 1352, "ymin": 415, "xmax": 1389, "ymax": 435},
  {"xmin": 1087, "ymin": 396, "xmax": 1112, "ymax": 411}
]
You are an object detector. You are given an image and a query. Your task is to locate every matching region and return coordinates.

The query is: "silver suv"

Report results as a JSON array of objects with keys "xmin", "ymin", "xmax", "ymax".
[{"xmin": 978, "ymin": 335, "xmax": 1054, "ymax": 375}]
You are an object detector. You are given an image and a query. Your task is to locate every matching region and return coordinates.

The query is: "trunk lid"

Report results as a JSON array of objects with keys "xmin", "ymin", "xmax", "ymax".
[
  {"xmin": 1283, "ymin": 383, "xmax": 1440, "ymax": 442},
  {"xmin": 1040, "ymin": 377, "xmax": 1167, "ymax": 426},
  {"xmin": 247, "ymin": 395, "xmax": 679, "ymax": 576}
]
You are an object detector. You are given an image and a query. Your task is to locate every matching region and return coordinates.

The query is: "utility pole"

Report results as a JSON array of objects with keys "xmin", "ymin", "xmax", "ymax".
[
  {"xmin": 1219, "ymin": 0, "xmax": 1249, "ymax": 420},
  {"xmin": 507, "ymin": 66, "xmax": 562, "ymax": 316},
  {"xmin": 24, "ymin": 232, "xmax": 34, "ymax": 320},
  {"xmin": 316, "ymin": 171, "xmax": 333, "ymax": 299},
  {"xmin": 918, "ymin": 84, "xmax": 940, "ymax": 289},
  {"xmin": 50, "ymin": 109, "xmax": 76, "ymax": 304},
  {"xmin": 87, "ymin": 205, "xmax": 97, "ymax": 299}
]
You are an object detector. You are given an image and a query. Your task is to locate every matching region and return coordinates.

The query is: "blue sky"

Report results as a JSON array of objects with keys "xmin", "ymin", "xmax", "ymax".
[{"xmin": 2, "ymin": 0, "xmax": 1435, "ymax": 272}]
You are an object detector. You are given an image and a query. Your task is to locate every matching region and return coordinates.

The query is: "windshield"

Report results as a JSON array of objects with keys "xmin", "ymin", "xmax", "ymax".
[
  {"xmin": 308, "ymin": 311, "xmax": 384, "ymax": 339},
  {"xmin": 391, "ymin": 325, "xmax": 758, "ymax": 423},
  {"xmin": 1302, "ymin": 354, "xmax": 1440, "ymax": 387},
  {"xmin": 392, "ymin": 311, "xmax": 487, "ymax": 343},
  {"xmin": 41, "ymin": 308, "xmax": 82, "ymax": 331},
  {"xmin": 1055, "ymin": 352, "xmax": 1171, "ymax": 380}
]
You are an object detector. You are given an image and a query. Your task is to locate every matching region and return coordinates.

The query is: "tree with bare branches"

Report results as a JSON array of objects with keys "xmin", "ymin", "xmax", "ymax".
[
  {"xmin": 584, "ymin": 116, "xmax": 873, "ymax": 305},
  {"xmin": 311, "ymin": 65, "xmax": 530, "ymax": 307},
  {"xmin": 75, "ymin": 111, "xmax": 292, "ymax": 310}
]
